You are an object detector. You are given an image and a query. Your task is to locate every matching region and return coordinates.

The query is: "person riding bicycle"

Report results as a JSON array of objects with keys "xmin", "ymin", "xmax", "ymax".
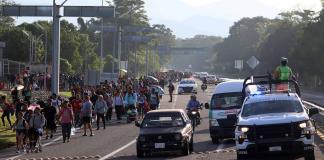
[
  {"xmin": 273, "ymin": 57, "xmax": 295, "ymax": 91},
  {"xmin": 186, "ymin": 95, "xmax": 201, "ymax": 124}
]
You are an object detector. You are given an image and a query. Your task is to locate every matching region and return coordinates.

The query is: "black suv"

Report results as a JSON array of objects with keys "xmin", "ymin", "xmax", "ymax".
[{"xmin": 135, "ymin": 109, "xmax": 194, "ymax": 157}]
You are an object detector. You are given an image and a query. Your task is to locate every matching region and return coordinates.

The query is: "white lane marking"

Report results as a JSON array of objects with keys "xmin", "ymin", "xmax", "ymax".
[
  {"xmin": 99, "ymin": 139, "xmax": 136, "ymax": 160},
  {"xmin": 7, "ymin": 135, "xmax": 63, "ymax": 160},
  {"xmin": 7, "ymin": 127, "xmax": 82, "ymax": 160},
  {"xmin": 172, "ymin": 94, "xmax": 178, "ymax": 109},
  {"xmin": 303, "ymin": 100, "xmax": 324, "ymax": 112}
]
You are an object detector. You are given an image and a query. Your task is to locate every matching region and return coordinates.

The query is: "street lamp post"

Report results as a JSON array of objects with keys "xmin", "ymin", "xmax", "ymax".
[
  {"xmin": 22, "ymin": 30, "xmax": 33, "ymax": 66},
  {"xmin": 36, "ymin": 23, "xmax": 48, "ymax": 91}
]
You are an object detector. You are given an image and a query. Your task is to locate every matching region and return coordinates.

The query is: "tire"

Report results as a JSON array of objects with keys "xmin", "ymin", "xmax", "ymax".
[
  {"xmin": 137, "ymin": 148, "xmax": 144, "ymax": 158},
  {"xmin": 189, "ymin": 137, "xmax": 194, "ymax": 153},
  {"xmin": 237, "ymin": 153, "xmax": 247, "ymax": 160},
  {"xmin": 212, "ymin": 137, "xmax": 219, "ymax": 144},
  {"xmin": 182, "ymin": 140, "xmax": 190, "ymax": 156},
  {"xmin": 304, "ymin": 151, "xmax": 315, "ymax": 160}
]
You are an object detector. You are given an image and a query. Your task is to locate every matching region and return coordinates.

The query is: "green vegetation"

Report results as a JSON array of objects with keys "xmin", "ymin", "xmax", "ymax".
[
  {"xmin": 0, "ymin": 0, "xmax": 176, "ymax": 76},
  {"xmin": 212, "ymin": 9, "xmax": 324, "ymax": 88},
  {"xmin": 0, "ymin": 116, "xmax": 16, "ymax": 150},
  {"xmin": 59, "ymin": 91, "xmax": 72, "ymax": 98}
]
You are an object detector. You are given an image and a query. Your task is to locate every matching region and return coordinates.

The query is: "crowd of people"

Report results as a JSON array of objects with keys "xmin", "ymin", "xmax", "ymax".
[{"xmin": 1, "ymin": 71, "xmax": 182, "ymax": 154}]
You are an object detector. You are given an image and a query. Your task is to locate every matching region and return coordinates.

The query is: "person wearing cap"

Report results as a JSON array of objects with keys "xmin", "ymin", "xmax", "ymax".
[
  {"xmin": 273, "ymin": 57, "xmax": 294, "ymax": 81},
  {"xmin": 273, "ymin": 57, "xmax": 295, "ymax": 91},
  {"xmin": 59, "ymin": 101, "xmax": 74, "ymax": 143},
  {"xmin": 94, "ymin": 95, "xmax": 107, "ymax": 130}
]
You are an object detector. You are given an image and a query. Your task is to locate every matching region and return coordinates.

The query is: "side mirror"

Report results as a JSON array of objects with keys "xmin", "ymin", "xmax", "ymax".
[
  {"xmin": 204, "ymin": 103, "xmax": 209, "ymax": 109},
  {"xmin": 308, "ymin": 108, "xmax": 319, "ymax": 117},
  {"xmin": 135, "ymin": 121, "xmax": 141, "ymax": 127}
]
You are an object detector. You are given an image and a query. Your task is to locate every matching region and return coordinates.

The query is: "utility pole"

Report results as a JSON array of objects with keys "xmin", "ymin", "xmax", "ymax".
[
  {"xmin": 117, "ymin": 26, "xmax": 122, "ymax": 75},
  {"xmin": 145, "ymin": 45, "xmax": 148, "ymax": 76},
  {"xmin": 112, "ymin": 31, "xmax": 116, "ymax": 74},
  {"xmin": 52, "ymin": 0, "xmax": 61, "ymax": 94},
  {"xmin": 100, "ymin": 0, "xmax": 104, "ymax": 76}
]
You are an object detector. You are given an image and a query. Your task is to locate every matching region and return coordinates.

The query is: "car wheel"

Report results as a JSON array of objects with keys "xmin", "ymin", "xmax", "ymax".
[
  {"xmin": 212, "ymin": 137, "xmax": 219, "ymax": 144},
  {"xmin": 189, "ymin": 138, "xmax": 194, "ymax": 153},
  {"xmin": 237, "ymin": 153, "xmax": 247, "ymax": 160},
  {"xmin": 137, "ymin": 148, "xmax": 144, "ymax": 158},
  {"xmin": 182, "ymin": 140, "xmax": 190, "ymax": 156},
  {"xmin": 304, "ymin": 150, "xmax": 315, "ymax": 160}
]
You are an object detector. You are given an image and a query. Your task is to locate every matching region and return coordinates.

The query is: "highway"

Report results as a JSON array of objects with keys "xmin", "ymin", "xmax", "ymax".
[{"xmin": 0, "ymin": 83, "xmax": 323, "ymax": 160}]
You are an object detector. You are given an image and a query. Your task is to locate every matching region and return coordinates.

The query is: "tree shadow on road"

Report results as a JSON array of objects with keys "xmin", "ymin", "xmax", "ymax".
[{"xmin": 110, "ymin": 153, "xmax": 185, "ymax": 160}]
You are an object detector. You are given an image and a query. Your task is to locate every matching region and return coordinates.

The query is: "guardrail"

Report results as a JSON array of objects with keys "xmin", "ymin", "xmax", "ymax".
[{"xmin": 303, "ymin": 100, "xmax": 324, "ymax": 112}]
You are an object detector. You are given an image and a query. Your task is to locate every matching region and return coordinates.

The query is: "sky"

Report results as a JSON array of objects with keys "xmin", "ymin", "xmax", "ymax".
[{"xmin": 12, "ymin": 0, "xmax": 323, "ymax": 38}]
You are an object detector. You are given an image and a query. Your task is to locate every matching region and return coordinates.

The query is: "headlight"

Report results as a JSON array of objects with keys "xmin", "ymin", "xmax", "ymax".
[
  {"xmin": 210, "ymin": 120, "xmax": 219, "ymax": 126},
  {"xmin": 240, "ymin": 127, "xmax": 249, "ymax": 133},
  {"xmin": 299, "ymin": 122, "xmax": 307, "ymax": 129},
  {"xmin": 175, "ymin": 134, "xmax": 182, "ymax": 141},
  {"xmin": 139, "ymin": 136, "xmax": 145, "ymax": 142}
]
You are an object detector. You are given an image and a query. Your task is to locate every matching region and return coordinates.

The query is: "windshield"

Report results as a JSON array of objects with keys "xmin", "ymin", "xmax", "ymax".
[
  {"xmin": 210, "ymin": 92, "xmax": 242, "ymax": 110},
  {"xmin": 180, "ymin": 80, "xmax": 195, "ymax": 84},
  {"xmin": 242, "ymin": 100, "xmax": 304, "ymax": 117},
  {"xmin": 141, "ymin": 112, "xmax": 185, "ymax": 128}
]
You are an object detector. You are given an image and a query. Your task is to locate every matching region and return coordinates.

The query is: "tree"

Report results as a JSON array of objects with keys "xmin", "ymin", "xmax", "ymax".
[
  {"xmin": 0, "ymin": 0, "xmax": 15, "ymax": 30},
  {"xmin": 60, "ymin": 58, "xmax": 73, "ymax": 74}
]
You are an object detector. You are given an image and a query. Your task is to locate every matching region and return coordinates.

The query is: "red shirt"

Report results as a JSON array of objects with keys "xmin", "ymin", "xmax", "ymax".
[{"xmin": 71, "ymin": 99, "xmax": 82, "ymax": 112}]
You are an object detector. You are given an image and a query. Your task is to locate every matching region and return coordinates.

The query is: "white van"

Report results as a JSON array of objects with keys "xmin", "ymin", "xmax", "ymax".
[{"xmin": 205, "ymin": 80, "xmax": 255, "ymax": 143}]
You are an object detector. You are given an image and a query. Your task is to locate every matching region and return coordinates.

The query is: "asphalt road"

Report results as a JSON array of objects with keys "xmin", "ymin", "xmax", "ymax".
[{"xmin": 1, "ymin": 83, "xmax": 323, "ymax": 160}]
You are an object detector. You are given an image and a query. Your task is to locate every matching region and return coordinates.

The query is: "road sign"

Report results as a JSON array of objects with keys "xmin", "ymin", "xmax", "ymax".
[
  {"xmin": 170, "ymin": 48, "xmax": 207, "ymax": 55},
  {"xmin": 235, "ymin": 60, "xmax": 243, "ymax": 70},
  {"xmin": 246, "ymin": 56, "xmax": 260, "ymax": 69},
  {"xmin": 64, "ymin": 6, "xmax": 115, "ymax": 17},
  {"xmin": 124, "ymin": 26, "xmax": 152, "ymax": 33},
  {"xmin": 94, "ymin": 25, "xmax": 118, "ymax": 32},
  {"xmin": 124, "ymin": 36, "xmax": 150, "ymax": 42},
  {"xmin": 2, "ymin": 6, "xmax": 53, "ymax": 16}
]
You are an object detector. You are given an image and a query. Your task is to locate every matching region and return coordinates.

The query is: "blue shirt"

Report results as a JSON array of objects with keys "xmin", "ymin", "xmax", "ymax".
[
  {"xmin": 81, "ymin": 101, "xmax": 93, "ymax": 117},
  {"xmin": 186, "ymin": 100, "xmax": 200, "ymax": 110},
  {"xmin": 124, "ymin": 92, "xmax": 137, "ymax": 106}
]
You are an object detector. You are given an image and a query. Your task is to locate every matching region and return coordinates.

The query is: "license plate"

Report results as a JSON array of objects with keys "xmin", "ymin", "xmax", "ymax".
[
  {"xmin": 269, "ymin": 146, "xmax": 282, "ymax": 151},
  {"xmin": 155, "ymin": 143, "xmax": 165, "ymax": 149}
]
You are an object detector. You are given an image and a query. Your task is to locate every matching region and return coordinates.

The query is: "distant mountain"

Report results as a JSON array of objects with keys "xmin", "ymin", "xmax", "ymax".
[{"xmin": 152, "ymin": 15, "xmax": 233, "ymax": 38}]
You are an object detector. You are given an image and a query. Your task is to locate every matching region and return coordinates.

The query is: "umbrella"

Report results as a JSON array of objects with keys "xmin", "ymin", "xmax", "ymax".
[
  {"xmin": 28, "ymin": 104, "xmax": 41, "ymax": 111},
  {"xmin": 11, "ymin": 84, "xmax": 24, "ymax": 91},
  {"xmin": 120, "ymin": 69, "xmax": 127, "ymax": 73},
  {"xmin": 147, "ymin": 76, "xmax": 159, "ymax": 83}
]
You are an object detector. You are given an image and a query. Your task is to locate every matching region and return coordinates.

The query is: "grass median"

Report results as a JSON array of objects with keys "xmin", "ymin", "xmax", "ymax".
[{"xmin": 0, "ymin": 116, "xmax": 16, "ymax": 150}]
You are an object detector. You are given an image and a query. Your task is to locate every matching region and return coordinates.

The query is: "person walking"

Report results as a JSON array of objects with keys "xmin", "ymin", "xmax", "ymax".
[
  {"xmin": 94, "ymin": 95, "xmax": 107, "ymax": 130},
  {"xmin": 28, "ymin": 107, "xmax": 45, "ymax": 151},
  {"xmin": 113, "ymin": 90, "xmax": 124, "ymax": 121},
  {"xmin": 168, "ymin": 80, "xmax": 175, "ymax": 102},
  {"xmin": 1, "ymin": 96, "xmax": 13, "ymax": 128},
  {"xmin": 59, "ymin": 101, "xmax": 74, "ymax": 143},
  {"xmin": 43, "ymin": 99, "xmax": 57, "ymax": 139},
  {"xmin": 104, "ymin": 94, "xmax": 113, "ymax": 121},
  {"xmin": 81, "ymin": 96, "xmax": 94, "ymax": 136},
  {"xmin": 12, "ymin": 111, "xmax": 29, "ymax": 153},
  {"xmin": 71, "ymin": 95, "xmax": 82, "ymax": 127}
]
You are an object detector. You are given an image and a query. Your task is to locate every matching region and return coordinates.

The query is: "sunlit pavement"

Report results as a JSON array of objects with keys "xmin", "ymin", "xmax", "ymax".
[{"xmin": 0, "ymin": 83, "xmax": 323, "ymax": 160}]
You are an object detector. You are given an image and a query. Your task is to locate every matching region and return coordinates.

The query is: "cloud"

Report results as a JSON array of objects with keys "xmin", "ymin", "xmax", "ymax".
[{"xmin": 179, "ymin": 0, "xmax": 223, "ymax": 7}]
